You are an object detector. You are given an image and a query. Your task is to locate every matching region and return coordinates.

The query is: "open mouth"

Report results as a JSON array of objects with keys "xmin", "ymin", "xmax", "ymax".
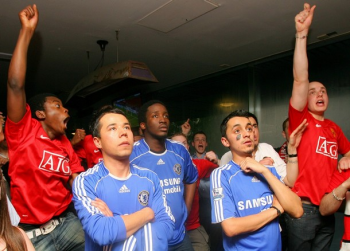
[
  {"xmin": 63, "ymin": 117, "xmax": 70, "ymax": 129},
  {"xmin": 316, "ymin": 100, "xmax": 324, "ymax": 106}
]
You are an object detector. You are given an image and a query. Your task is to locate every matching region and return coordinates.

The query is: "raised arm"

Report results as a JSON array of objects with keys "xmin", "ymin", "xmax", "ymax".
[
  {"xmin": 7, "ymin": 5, "xmax": 38, "ymax": 123},
  {"xmin": 284, "ymin": 119, "xmax": 308, "ymax": 187},
  {"xmin": 181, "ymin": 118, "xmax": 191, "ymax": 136},
  {"xmin": 291, "ymin": 3, "xmax": 316, "ymax": 111}
]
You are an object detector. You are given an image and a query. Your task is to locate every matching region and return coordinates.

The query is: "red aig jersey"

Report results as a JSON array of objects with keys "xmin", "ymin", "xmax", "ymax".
[
  {"xmin": 74, "ymin": 134, "xmax": 102, "ymax": 168},
  {"xmin": 289, "ymin": 102, "xmax": 350, "ymax": 205},
  {"xmin": 5, "ymin": 105, "xmax": 84, "ymax": 224}
]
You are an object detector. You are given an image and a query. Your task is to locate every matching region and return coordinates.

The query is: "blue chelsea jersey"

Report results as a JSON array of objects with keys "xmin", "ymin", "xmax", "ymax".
[
  {"xmin": 73, "ymin": 162, "xmax": 175, "ymax": 251},
  {"xmin": 130, "ymin": 139, "xmax": 198, "ymax": 246},
  {"xmin": 210, "ymin": 160, "xmax": 282, "ymax": 251}
]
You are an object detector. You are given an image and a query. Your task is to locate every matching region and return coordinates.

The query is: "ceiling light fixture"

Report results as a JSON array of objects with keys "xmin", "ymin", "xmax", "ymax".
[
  {"xmin": 220, "ymin": 102, "xmax": 234, "ymax": 107},
  {"xmin": 66, "ymin": 35, "xmax": 158, "ymax": 103}
]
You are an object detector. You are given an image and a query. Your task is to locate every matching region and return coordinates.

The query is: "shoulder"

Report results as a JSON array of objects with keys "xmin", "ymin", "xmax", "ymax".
[
  {"xmin": 166, "ymin": 139, "xmax": 186, "ymax": 151},
  {"xmin": 74, "ymin": 164, "xmax": 106, "ymax": 186},
  {"xmin": 131, "ymin": 164, "xmax": 159, "ymax": 179},
  {"xmin": 211, "ymin": 163, "xmax": 236, "ymax": 178}
]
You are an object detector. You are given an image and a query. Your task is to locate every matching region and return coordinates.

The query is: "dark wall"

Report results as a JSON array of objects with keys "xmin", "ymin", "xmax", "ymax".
[{"xmin": 145, "ymin": 36, "xmax": 350, "ymax": 158}]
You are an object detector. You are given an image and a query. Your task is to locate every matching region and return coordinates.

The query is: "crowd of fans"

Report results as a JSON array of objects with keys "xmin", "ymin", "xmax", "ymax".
[{"xmin": 1, "ymin": 3, "xmax": 350, "ymax": 251}]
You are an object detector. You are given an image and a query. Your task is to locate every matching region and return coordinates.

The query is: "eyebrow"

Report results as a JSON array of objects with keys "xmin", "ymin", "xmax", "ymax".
[
  {"xmin": 107, "ymin": 122, "xmax": 130, "ymax": 127},
  {"xmin": 232, "ymin": 122, "xmax": 251, "ymax": 129},
  {"xmin": 309, "ymin": 87, "xmax": 326, "ymax": 91}
]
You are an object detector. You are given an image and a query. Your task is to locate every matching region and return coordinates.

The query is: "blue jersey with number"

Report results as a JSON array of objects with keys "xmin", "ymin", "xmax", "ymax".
[
  {"xmin": 73, "ymin": 162, "xmax": 175, "ymax": 251},
  {"xmin": 210, "ymin": 160, "xmax": 282, "ymax": 251},
  {"xmin": 130, "ymin": 138, "xmax": 198, "ymax": 246}
]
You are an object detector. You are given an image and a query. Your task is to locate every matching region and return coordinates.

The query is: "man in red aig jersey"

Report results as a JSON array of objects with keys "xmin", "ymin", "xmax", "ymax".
[{"xmin": 5, "ymin": 5, "xmax": 85, "ymax": 251}]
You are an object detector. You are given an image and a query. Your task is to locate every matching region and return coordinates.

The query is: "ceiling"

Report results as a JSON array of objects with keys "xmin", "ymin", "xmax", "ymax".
[{"xmin": 1, "ymin": 0, "xmax": 350, "ymax": 110}]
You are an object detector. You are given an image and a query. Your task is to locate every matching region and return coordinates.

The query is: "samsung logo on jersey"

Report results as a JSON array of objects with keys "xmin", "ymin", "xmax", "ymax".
[
  {"xmin": 237, "ymin": 195, "xmax": 273, "ymax": 210},
  {"xmin": 163, "ymin": 185, "xmax": 181, "ymax": 195},
  {"xmin": 160, "ymin": 178, "xmax": 181, "ymax": 187}
]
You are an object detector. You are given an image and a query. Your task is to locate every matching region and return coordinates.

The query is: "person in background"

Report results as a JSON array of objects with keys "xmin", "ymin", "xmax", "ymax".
[
  {"xmin": 275, "ymin": 118, "xmax": 290, "ymax": 163},
  {"xmin": 71, "ymin": 128, "xmax": 103, "ymax": 169},
  {"xmin": 171, "ymin": 132, "xmax": 218, "ymax": 251},
  {"xmin": 180, "ymin": 119, "xmax": 223, "ymax": 250}
]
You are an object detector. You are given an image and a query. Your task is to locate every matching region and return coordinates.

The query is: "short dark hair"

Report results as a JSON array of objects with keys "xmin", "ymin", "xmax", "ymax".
[
  {"xmin": 192, "ymin": 131, "xmax": 207, "ymax": 140},
  {"xmin": 28, "ymin": 93, "xmax": 58, "ymax": 120},
  {"xmin": 138, "ymin": 100, "xmax": 166, "ymax": 124},
  {"xmin": 282, "ymin": 117, "xmax": 289, "ymax": 131},
  {"xmin": 220, "ymin": 110, "xmax": 253, "ymax": 137},
  {"xmin": 89, "ymin": 105, "xmax": 127, "ymax": 138}
]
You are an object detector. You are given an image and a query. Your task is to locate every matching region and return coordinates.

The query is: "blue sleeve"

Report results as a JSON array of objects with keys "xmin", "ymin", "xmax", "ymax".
[
  {"xmin": 183, "ymin": 147, "xmax": 198, "ymax": 184},
  {"xmin": 210, "ymin": 168, "xmax": 236, "ymax": 223},
  {"xmin": 72, "ymin": 173, "xmax": 127, "ymax": 246},
  {"xmin": 150, "ymin": 173, "xmax": 175, "ymax": 247}
]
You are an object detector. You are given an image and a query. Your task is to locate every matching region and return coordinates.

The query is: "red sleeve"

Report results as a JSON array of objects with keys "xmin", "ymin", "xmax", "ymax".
[
  {"xmin": 326, "ymin": 170, "xmax": 350, "ymax": 193},
  {"xmin": 63, "ymin": 136, "xmax": 85, "ymax": 174},
  {"xmin": 192, "ymin": 159, "xmax": 218, "ymax": 179},
  {"xmin": 288, "ymin": 100, "xmax": 308, "ymax": 134},
  {"xmin": 74, "ymin": 142, "xmax": 87, "ymax": 161},
  {"xmin": 336, "ymin": 125, "xmax": 350, "ymax": 155},
  {"xmin": 5, "ymin": 104, "xmax": 34, "ymax": 149}
]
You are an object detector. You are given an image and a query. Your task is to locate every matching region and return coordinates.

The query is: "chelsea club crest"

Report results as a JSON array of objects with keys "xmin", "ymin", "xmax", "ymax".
[
  {"xmin": 173, "ymin": 163, "xmax": 182, "ymax": 175},
  {"xmin": 138, "ymin": 191, "xmax": 149, "ymax": 206}
]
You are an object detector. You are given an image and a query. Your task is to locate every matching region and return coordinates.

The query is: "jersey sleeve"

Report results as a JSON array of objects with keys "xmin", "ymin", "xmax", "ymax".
[
  {"xmin": 210, "ymin": 168, "xmax": 236, "ymax": 223},
  {"xmin": 183, "ymin": 148, "xmax": 198, "ymax": 184},
  {"xmin": 5, "ymin": 104, "xmax": 33, "ymax": 149},
  {"xmin": 288, "ymin": 100, "xmax": 308, "ymax": 133},
  {"xmin": 148, "ymin": 173, "xmax": 175, "ymax": 249},
  {"xmin": 74, "ymin": 142, "xmax": 87, "ymax": 161},
  {"xmin": 326, "ymin": 170, "xmax": 350, "ymax": 193},
  {"xmin": 64, "ymin": 136, "xmax": 84, "ymax": 174},
  {"xmin": 336, "ymin": 126, "xmax": 350, "ymax": 155},
  {"xmin": 72, "ymin": 173, "xmax": 127, "ymax": 246}
]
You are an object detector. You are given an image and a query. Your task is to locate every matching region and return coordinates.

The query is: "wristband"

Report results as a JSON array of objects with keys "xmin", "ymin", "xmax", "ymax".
[
  {"xmin": 270, "ymin": 206, "xmax": 282, "ymax": 216},
  {"xmin": 332, "ymin": 189, "xmax": 345, "ymax": 201},
  {"xmin": 295, "ymin": 34, "xmax": 307, "ymax": 39},
  {"xmin": 288, "ymin": 153, "xmax": 298, "ymax": 158}
]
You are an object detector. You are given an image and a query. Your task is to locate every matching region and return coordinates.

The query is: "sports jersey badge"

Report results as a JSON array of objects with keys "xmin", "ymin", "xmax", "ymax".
[
  {"xmin": 173, "ymin": 163, "xmax": 182, "ymax": 175},
  {"xmin": 138, "ymin": 190, "xmax": 149, "ymax": 206},
  {"xmin": 330, "ymin": 128, "xmax": 337, "ymax": 138},
  {"xmin": 213, "ymin": 187, "xmax": 224, "ymax": 201}
]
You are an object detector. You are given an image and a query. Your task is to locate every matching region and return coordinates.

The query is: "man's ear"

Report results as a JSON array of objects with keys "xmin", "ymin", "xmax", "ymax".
[
  {"xmin": 93, "ymin": 136, "xmax": 102, "ymax": 149},
  {"xmin": 140, "ymin": 122, "xmax": 146, "ymax": 130},
  {"xmin": 35, "ymin": 110, "xmax": 46, "ymax": 119},
  {"xmin": 221, "ymin": 137, "xmax": 230, "ymax": 148},
  {"xmin": 282, "ymin": 131, "xmax": 286, "ymax": 139},
  {"xmin": 192, "ymin": 141, "xmax": 195, "ymax": 147}
]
